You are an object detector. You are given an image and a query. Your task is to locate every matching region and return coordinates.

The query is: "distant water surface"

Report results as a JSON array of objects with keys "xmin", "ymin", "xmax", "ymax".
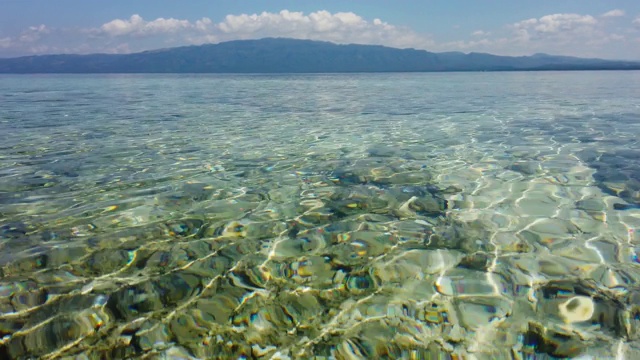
[{"xmin": 1, "ymin": 72, "xmax": 640, "ymax": 359}]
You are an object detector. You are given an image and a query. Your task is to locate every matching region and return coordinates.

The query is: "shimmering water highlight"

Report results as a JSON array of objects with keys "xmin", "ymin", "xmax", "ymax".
[{"xmin": 1, "ymin": 72, "xmax": 640, "ymax": 359}]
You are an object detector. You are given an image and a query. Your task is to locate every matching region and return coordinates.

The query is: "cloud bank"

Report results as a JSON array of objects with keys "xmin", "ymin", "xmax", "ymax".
[
  {"xmin": 0, "ymin": 9, "xmax": 638, "ymax": 59},
  {"xmin": 100, "ymin": 14, "xmax": 193, "ymax": 37},
  {"xmin": 93, "ymin": 10, "xmax": 432, "ymax": 50},
  {"xmin": 601, "ymin": 9, "xmax": 625, "ymax": 18}
]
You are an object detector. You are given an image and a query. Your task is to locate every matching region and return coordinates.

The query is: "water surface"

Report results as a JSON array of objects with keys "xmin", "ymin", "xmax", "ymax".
[{"xmin": 1, "ymin": 72, "xmax": 640, "ymax": 359}]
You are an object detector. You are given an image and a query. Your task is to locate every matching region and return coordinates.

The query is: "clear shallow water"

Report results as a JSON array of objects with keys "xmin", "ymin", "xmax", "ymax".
[{"xmin": 0, "ymin": 72, "xmax": 640, "ymax": 359}]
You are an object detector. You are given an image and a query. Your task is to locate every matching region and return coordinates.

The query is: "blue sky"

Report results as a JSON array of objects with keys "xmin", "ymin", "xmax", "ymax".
[{"xmin": 2, "ymin": 0, "xmax": 640, "ymax": 59}]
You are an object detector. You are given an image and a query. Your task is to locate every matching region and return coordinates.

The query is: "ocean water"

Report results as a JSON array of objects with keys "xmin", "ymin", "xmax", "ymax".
[{"xmin": 1, "ymin": 72, "xmax": 640, "ymax": 359}]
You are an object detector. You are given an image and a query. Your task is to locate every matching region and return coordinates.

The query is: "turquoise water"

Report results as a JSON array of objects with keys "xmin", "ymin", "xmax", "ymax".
[{"xmin": 1, "ymin": 72, "xmax": 640, "ymax": 359}]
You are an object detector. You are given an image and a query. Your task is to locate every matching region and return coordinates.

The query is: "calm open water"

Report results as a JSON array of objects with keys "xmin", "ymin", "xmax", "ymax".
[{"xmin": 1, "ymin": 72, "xmax": 640, "ymax": 359}]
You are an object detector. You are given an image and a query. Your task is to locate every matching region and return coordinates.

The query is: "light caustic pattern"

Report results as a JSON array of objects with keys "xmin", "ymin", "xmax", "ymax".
[{"xmin": 0, "ymin": 72, "xmax": 640, "ymax": 359}]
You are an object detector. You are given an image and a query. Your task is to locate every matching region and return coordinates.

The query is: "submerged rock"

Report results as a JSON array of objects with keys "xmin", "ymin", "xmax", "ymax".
[
  {"xmin": 508, "ymin": 161, "xmax": 540, "ymax": 175},
  {"xmin": 523, "ymin": 321, "xmax": 585, "ymax": 358},
  {"xmin": 367, "ymin": 145, "xmax": 403, "ymax": 158},
  {"xmin": 557, "ymin": 296, "xmax": 594, "ymax": 323},
  {"xmin": 577, "ymin": 149, "xmax": 640, "ymax": 208}
]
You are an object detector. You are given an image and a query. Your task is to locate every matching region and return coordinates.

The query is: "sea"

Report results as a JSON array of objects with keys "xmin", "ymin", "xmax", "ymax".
[{"xmin": 1, "ymin": 71, "xmax": 640, "ymax": 359}]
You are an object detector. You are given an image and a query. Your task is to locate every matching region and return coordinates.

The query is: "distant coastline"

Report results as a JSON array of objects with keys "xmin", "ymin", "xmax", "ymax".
[{"xmin": 1, "ymin": 37, "xmax": 639, "ymax": 74}]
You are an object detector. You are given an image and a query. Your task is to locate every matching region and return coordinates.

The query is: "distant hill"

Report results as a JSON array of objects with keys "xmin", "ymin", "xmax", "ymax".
[{"xmin": 1, "ymin": 37, "xmax": 639, "ymax": 73}]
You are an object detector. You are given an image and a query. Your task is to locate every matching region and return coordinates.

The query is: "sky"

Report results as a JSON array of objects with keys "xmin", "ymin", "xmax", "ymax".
[{"xmin": 1, "ymin": 0, "xmax": 640, "ymax": 60}]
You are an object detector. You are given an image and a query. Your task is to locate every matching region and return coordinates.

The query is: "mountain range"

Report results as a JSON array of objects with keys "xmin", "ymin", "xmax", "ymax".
[{"xmin": 1, "ymin": 37, "xmax": 639, "ymax": 73}]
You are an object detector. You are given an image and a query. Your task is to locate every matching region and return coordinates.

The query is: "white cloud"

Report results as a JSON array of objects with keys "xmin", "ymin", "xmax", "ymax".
[
  {"xmin": 101, "ymin": 14, "xmax": 197, "ymax": 37},
  {"xmin": 610, "ymin": 34, "xmax": 625, "ymax": 41},
  {"xmin": 18, "ymin": 24, "xmax": 49, "ymax": 42},
  {"xmin": 0, "ymin": 24, "xmax": 50, "ymax": 53},
  {"xmin": 602, "ymin": 9, "xmax": 625, "ymax": 18},
  {"xmin": 461, "ymin": 13, "xmax": 631, "ymax": 58},
  {"xmin": 0, "ymin": 37, "xmax": 12, "ymax": 48},
  {"xmin": 212, "ymin": 10, "xmax": 430, "ymax": 48},
  {"xmin": 507, "ymin": 13, "xmax": 601, "ymax": 51},
  {"xmin": 1, "ymin": 10, "xmax": 639, "ymax": 60},
  {"xmin": 441, "ymin": 38, "xmax": 497, "ymax": 50},
  {"xmin": 471, "ymin": 30, "xmax": 489, "ymax": 37},
  {"xmin": 84, "ymin": 11, "xmax": 435, "ymax": 51},
  {"xmin": 515, "ymin": 13, "xmax": 597, "ymax": 34},
  {"xmin": 195, "ymin": 18, "xmax": 213, "ymax": 32}
]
